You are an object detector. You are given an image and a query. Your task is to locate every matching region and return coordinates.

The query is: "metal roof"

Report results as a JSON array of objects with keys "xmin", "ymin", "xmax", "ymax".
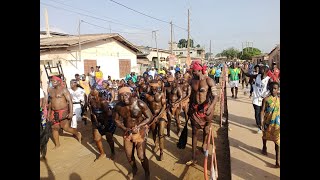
[{"xmin": 40, "ymin": 33, "xmax": 141, "ymax": 53}]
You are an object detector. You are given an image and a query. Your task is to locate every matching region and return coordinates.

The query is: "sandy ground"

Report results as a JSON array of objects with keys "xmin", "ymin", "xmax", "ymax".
[
  {"xmin": 227, "ymin": 85, "xmax": 280, "ymax": 180},
  {"xmin": 40, "ymin": 85, "xmax": 230, "ymax": 180}
]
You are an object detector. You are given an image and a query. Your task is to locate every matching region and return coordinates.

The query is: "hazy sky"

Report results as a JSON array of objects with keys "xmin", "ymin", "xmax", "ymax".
[{"xmin": 40, "ymin": 0, "xmax": 280, "ymax": 55}]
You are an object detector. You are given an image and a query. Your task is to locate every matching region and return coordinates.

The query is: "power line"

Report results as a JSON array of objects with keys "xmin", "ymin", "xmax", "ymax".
[
  {"xmin": 173, "ymin": 24, "xmax": 188, "ymax": 31},
  {"xmin": 109, "ymin": 0, "xmax": 187, "ymax": 31},
  {"xmin": 81, "ymin": 20, "xmax": 150, "ymax": 35},
  {"xmin": 40, "ymin": 1, "xmax": 153, "ymax": 32},
  {"xmin": 109, "ymin": 0, "xmax": 170, "ymax": 24}
]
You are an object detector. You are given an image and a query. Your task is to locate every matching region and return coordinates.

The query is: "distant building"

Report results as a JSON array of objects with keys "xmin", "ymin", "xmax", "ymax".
[
  {"xmin": 268, "ymin": 44, "xmax": 280, "ymax": 68},
  {"xmin": 252, "ymin": 53, "xmax": 269, "ymax": 65},
  {"xmin": 169, "ymin": 42, "xmax": 205, "ymax": 66},
  {"xmin": 137, "ymin": 46, "xmax": 171, "ymax": 71}
]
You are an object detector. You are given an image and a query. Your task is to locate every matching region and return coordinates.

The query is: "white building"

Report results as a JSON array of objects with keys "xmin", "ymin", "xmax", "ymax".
[
  {"xmin": 40, "ymin": 33, "xmax": 141, "ymax": 91},
  {"xmin": 169, "ymin": 42, "xmax": 205, "ymax": 65},
  {"xmin": 137, "ymin": 46, "xmax": 171, "ymax": 71}
]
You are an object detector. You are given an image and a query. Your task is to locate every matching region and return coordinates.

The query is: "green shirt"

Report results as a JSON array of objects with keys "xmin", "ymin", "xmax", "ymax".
[{"xmin": 228, "ymin": 68, "xmax": 240, "ymax": 81}]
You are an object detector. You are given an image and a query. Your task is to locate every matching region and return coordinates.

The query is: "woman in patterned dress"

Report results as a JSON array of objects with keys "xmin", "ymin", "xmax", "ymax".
[{"xmin": 260, "ymin": 82, "xmax": 280, "ymax": 168}]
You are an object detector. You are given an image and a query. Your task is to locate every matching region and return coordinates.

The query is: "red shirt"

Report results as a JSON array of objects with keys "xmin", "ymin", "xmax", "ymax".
[{"xmin": 267, "ymin": 68, "xmax": 280, "ymax": 82}]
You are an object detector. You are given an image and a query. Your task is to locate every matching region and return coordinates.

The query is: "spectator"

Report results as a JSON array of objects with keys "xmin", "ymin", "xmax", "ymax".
[{"xmin": 95, "ymin": 66, "xmax": 103, "ymax": 85}]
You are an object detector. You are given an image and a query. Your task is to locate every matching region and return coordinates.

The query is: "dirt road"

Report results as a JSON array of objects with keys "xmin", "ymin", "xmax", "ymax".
[{"xmin": 227, "ymin": 86, "xmax": 280, "ymax": 180}]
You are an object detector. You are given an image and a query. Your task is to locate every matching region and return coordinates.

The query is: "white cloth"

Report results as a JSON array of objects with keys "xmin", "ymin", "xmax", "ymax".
[
  {"xmin": 170, "ymin": 70, "xmax": 176, "ymax": 76},
  {"xmin": 69, "ymin": 88, "xmax": 85, "ymax": 128},
  {"xmin": 229, "ymin": 80, "xmax": 239, "ymax": 88},
  {"xmin": 69, "ymin": 88, "xmax": 85, "ymax": 104},
  {"xmin": 40, "ymin": 88, "xmax": 45, "ymax": 98},
  {"xmin": 71, "ymin": 105, "xmax": 82, "ymax": 128},
  {"xmin": 252, "ymin": 74, "xmax": 270, "ymax": 106},
  {"xmin": 148, "ymin": 70, "xmax": 156, "ymax": 79}
]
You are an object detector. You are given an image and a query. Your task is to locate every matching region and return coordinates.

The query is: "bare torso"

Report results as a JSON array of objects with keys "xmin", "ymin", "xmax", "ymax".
[
  {"xmin": 190, "ymin": 78, "xmax": 210, "ymax": 104},
  {"xmin": 168, "ymin": 86, "xmax": 179, "ymax": 103},
  {"xmin": 181, "ymin": 82, "xmax": 190, "ymax": 98},
  {"xmin": 146, "ymin": 92, "xmax": 165, "ymax": 115},
  {"xmin": 49, "ymin": 87, "xmax": 69, "ymax": 110},
  {"xmin": 116, "ymin": 99, "xmax": 145, "ymax": 129}
]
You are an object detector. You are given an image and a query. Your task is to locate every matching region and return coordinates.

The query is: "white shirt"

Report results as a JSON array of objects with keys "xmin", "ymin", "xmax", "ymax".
[
  {"xmin": 68, "ymin": 88, "xmax": 85, "ymax": 104},
  {"xmin": 148, "ymin": 70, "xmax": 156, "ymax": 78},
  {"xmin": 170, "ymin": 70, "xmax": 176, "ymax": 76},
  {"xmin": 252, "ymin": 74, "xmax": 270, "ymax": 106},
  {"xmin": 40, "ymin": 88, "xmax": 45, "ymax": 99}
]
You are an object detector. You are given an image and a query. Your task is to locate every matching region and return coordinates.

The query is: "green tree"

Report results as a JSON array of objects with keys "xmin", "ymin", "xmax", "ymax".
[
  {"xmin": 219, "ymin": 47, "xmax": 240, "ymax": 60},
  {"xmin": 178, "ymin": 39, "xmax": 187, "ymax": 48},
  {"xmin": 190, "ymin": 39, "xmax": 194, "ymax": 48},
  {"xmin": 239, "ymin": 47, "xmax": 262, "ymax": 60},
  {"xmin": 178, "ymin": 38, "xmax": 195, "ymax": 48},
  {"xmin": 196, "ymin": 44, "xmax": 200, "ymax": 48}
]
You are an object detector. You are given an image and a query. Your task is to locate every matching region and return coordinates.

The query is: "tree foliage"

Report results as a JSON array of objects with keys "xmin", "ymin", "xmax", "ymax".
[
  {"xmin": 178, "ymin": 39, "xmax": 187, "ymax": 48},
  {"xmin": 178, "ymin": 39, "xmax": 194, "ymax": 48},
  {"xmin": 218, "ymin": 47, "xmax": 240, "ymax": 60},
  {"xmin": 238, "ymin": 47, "xmax": 262, "ymax": 60}
]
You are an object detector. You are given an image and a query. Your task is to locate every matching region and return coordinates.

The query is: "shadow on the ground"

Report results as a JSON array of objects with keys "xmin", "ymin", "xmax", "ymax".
[
  {"xmin": 228, "ymin": 113, "xmax": 258, "ymax": 133},
  {"xmin": 230, "ymin": 157, "xmax": 279, "ymax": 179},
  {"xmin": 40, "ymin": 158, "xmax": 55, "ymax": 180},
  {"xmin": 229, "ymin": 136, "xmax": 276, "ymax": 165},
  {"xmin": 69, "ymin": 172, "xmax": 82, "ymax": 180}
]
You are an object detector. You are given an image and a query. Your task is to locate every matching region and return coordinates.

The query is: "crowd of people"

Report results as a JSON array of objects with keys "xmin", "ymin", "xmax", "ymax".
[
  {"xmin": 40, "ymin": 60, "xmax": 280, "ymax": 179},
  {"xmin": 224, "ymin": 60, "xmax": 280, "ymax": 168}
]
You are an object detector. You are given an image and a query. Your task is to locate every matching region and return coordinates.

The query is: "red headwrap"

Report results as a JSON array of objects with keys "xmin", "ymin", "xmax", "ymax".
[
  {"xmin": 192, "ymin": 62, "xmax": 202, "ymax": 71},
  {"xmin": 192, "ymin": 62, "xmax": 207, "ymax": 74},
  {"xmin": 51, "ymin": 75, "xmax": 65, "ymax": 87},
  {"xmin": 202, "ymin": 65, "xmax": 207, "ymax": 74},
  {"xmin": 51, "ymin": 76, "xmax": 62, "ymax": 82}
]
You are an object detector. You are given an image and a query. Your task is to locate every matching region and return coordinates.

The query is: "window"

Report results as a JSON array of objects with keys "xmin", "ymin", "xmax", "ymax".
[{"xmin": 180, "ymin": 52, "xmax": 183, "ymax": 55}]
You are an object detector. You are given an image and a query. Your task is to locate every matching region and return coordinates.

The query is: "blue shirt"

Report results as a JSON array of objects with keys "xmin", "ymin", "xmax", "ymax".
[
  {"xmin": 215, "ymin": 69, "xmax": 222, "ymax": 77},
  {"xmin": 175, "ymin": 67, "xmax": 180, "ymax": 73}
]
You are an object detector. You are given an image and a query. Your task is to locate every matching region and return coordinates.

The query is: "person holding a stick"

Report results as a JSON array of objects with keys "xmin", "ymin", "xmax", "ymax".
[{"xmin": 185, "ymin": 61, "xmax": 219, "ymax": 166}]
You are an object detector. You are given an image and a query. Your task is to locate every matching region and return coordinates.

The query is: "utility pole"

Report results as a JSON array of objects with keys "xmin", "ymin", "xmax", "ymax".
[
  {"xmin": 209, "ymin": 40, "xmax": 212, "ymax": 61},
  {"xmin": 109, "ymin": 24, "xmax": 111, "ymax": 33},
  {"xmin": 242, "ymin": 42, "xmax": 244, "ymax": 55},
  {"xmin": 170, "ymin": 21, "xmax": 173, "ymax": 55},
  {"xmin": 44, "ymin": 8, "xmax": 51, "ymax": 37},
  {"xmin": 251, "ymin": 42, "xmax": 253, "ymax": 52},
  {"xmin": 187, "ymin": 9, "xmax": 190, "ymax": 66},
  {"xmin": 78, "ymin": 19, "xmax": 82, "ymax": 68},
  {"xmin": 152, "ymin": 30, "xmax": 159, "ymax": 68}
]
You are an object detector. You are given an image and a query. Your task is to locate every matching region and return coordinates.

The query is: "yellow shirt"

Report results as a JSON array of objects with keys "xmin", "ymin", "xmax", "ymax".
[
  {"xmin": 95, "ymin": 71, "xmax": 103, "ymax": 79},
  {"xmin": 158, "ymin": 69, "xmax": 166, "ymax": 75},
  {"xmin": 210, "ymin": 68, "xmax": 216, "ymax": 75},
  {"xmin": 79, "ymin": 80, "xmax": 90, "ymax": 95}
]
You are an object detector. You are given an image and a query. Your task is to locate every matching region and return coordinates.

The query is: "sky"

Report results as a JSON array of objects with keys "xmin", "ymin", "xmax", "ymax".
[{"xmin": 40, "ymin": 0, "xmax": 280, "ymax": 55}]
